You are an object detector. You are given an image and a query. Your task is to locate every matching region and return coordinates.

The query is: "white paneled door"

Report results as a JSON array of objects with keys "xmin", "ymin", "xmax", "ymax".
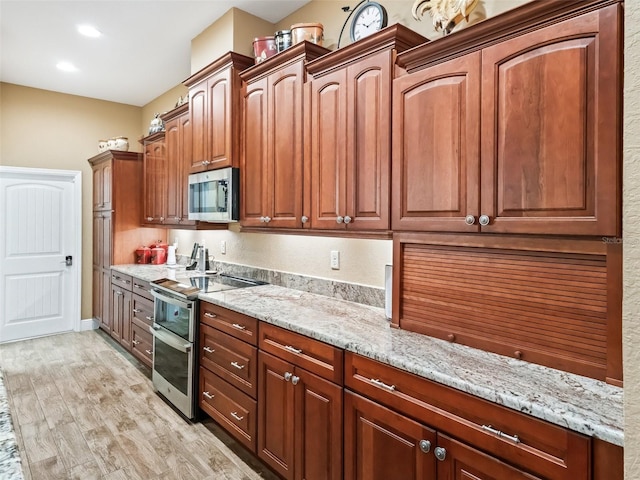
[{"xmin": 0, "ymin": 167, "xmax": 81, "ymax": 343}]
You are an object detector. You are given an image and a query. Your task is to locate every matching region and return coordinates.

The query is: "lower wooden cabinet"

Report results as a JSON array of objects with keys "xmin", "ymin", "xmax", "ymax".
[
  {"xmin": 110, "ymin": 280, "xmax": 132, "ymax": 350},
  {"xmin": 258, "ymin": 350, "xmax": 342, "ymax": 480}
]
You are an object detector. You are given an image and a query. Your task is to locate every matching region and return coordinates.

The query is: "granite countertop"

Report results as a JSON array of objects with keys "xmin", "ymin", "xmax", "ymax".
[
  {"xmin": 0, "ymin": 371, "xmax": 24, "ymax": 479},
  {"xmin": 113, "ymin": 264, "xmax": 624, "ymax": 446}
]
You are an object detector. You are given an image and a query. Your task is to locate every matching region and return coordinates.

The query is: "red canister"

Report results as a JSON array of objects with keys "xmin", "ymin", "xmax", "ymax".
[
  {"xmin": 135, "ymin": 246, "xmax": 151, "ymax": 264},
  {"xmin": 253, "ymin": 36, "xmax": 277, "ymax": 63},
  {"xmin": 150, "ymin": 247, "xmax": 166, "ymax": 265}
]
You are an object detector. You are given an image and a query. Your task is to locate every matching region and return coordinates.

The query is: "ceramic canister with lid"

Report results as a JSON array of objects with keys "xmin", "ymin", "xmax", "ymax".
[
  {"xmin": 252, "ymin": 36, "xmax": 277, "ymax": 63},
  {"xmin": 135, "ymin": 246, "xmax": 151, "ymax": 264},
  {"xmin": 290, "ymin": 23, "xmax": 324, "ymax": 46},
  {"xmin": 274, "ymin": 29, "xmax": 292, "ymax": 52}
]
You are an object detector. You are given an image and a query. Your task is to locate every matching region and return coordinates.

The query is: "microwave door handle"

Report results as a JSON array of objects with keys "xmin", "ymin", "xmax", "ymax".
[
  {"xmin": 150, "ymin": 289, "xmax": 192, "ymax": 309},
  {"xmin": 152, "ymin": 327, "xmax": 191, "ymax": 353}
]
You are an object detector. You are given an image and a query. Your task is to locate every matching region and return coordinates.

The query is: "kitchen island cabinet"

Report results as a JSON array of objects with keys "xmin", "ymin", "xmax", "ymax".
[{"xmin": 240, "ymin": 42, "xmax": 329, "ymax": 229}]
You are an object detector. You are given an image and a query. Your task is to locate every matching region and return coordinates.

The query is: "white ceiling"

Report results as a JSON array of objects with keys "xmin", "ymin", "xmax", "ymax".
[{"xmin": 0, "ymin": 1, "xmax": 311, "ymax": 106}]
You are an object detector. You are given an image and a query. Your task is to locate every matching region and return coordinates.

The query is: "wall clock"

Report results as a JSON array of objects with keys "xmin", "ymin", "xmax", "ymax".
[{"xmin": 350, "ymin": 1, "xmax": 388, "ymax": 42}]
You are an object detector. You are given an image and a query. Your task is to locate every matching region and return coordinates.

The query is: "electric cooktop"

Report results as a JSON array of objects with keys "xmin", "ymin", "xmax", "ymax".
[{"xmin": 152, "ymin": 273, "xmax": 267, "ymax": 299}]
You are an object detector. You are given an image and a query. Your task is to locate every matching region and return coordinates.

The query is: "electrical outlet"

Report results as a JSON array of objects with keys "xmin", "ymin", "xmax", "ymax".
[
  {"xmin": 330, "ymin": 250, "xmax": 340, "ymax": 270},
  {"xmin": 220, "ymin": 240, "xmax": 226, "ymax": 254}
]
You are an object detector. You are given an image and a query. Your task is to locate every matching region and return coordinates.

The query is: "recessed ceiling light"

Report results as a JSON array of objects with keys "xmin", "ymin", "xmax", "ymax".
[
  {"xmin": 77, "ymin": 24, "xmax": 101, "ymax": 38},
  {"xmin": 56, "ymin": 61, "xmax": 78, "ymax": 72}
]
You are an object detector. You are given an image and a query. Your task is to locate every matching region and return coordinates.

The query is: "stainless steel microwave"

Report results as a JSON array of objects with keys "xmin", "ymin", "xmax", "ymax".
[{"xmin": 187, "ymin": 167, "xmax": 239, "ymax": 222}]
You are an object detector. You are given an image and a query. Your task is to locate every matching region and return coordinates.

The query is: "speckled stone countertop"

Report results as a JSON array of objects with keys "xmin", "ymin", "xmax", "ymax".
[
  {"xmin": 113, "ymin": 264, "xmax": 624, "ymax": 446},
  {"xmin": 0, "ymin": 371, "xmax": 24, "ymax": 479}
]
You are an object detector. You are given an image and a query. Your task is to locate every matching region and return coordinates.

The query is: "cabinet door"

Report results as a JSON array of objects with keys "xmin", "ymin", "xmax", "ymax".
[
  {"xmin": 189, "ymin": 79, "xmax": 209, "ymax": 173},
  {"xmin": 480, "ymin": 6, "xmax": 621, "ymax": 235},
  {"xmin": 392, "ymin": 52, "xmax": 481, "ymax": 232},
  {"xmin": 101, "ymin": 270, "xmax": 111, "ymax": 331},
  {"xmin": 258, "ymin": 351, "xmax": 295, "ymax": 480},
  {"xmin": 93, "ymin": 212, "xmax": 103, "ymax": 268},
  {"xmin": 93, "ymin": 164, "xmax": 103, "ymax": 210},
  {"xmin": 435, "ymin": 434, "xmax": 541, "ymax": 480},
  {"xmin": 120, "ymin": 290, "xmax": 132, "ymax": 350},
  {"xmin": 310, "ymin": 69, "xmax": 348, "ymax": 230},
  {"xmin": 110, "ymin": 283, "xmax": 123, "ymax": 340},
  {"xmin": 241, "ymin": 77, "xmax": 269, "ymax": 227},
  {"xmin": 344, "ymin": 391, "xmax": 437, "ymax": 480},
  {"xmin": 92, "ymin": 267, "xmax": 102, "ymax": 326},
  {"xmin": 346, "ymin": 51, "xmax": 391, "ymax": 231},
  {"xmin": 101, "ymin": 212, "xmax": 112, "ymax": 269},
  {"xmin": 268, "ymin": 62, "xmax": 304, "ymax": 228},
  {"xmin": 295, "ymin": 368, "xmax": 342, "ymax": 480},
  {"xmin": 208, "ymin": 67, "xmax": 233, "ymax": 169},
  {"xmin": 102, "ymin": 162, "xmax": 112, "ymax": 211},
  {"xmin": 180, "ymin": 113, "xmax": 195, "ymax": 224},
  {"xmin": 164, "ymin": 118, "xmax": 182, "ymax": 225}
]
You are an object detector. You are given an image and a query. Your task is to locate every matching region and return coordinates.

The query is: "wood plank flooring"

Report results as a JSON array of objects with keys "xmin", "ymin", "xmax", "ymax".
[{"xmin": 0, "ymin": 330, "xmax": 279, "ymax": 480}]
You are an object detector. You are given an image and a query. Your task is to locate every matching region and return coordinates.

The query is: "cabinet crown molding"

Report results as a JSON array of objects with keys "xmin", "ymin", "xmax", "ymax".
[
  {"xmin": 160, "ymin": 102, "xmax": 188, "ymax": 123},
  {"xmin": 183, "ymin": 51, "xmax": 254, "ymax": 87},
  {"xmin": 88, "ymin": 150, "xmax": 141, "ymax": 166},
  {"xmin": 240, "ymin": 41, "xmax": 330, "ymax": 82}
]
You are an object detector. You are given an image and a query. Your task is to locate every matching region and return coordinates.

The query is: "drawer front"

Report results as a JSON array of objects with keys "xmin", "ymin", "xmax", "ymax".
[
  {"xmin": 131, "ymin": 278, "xmax": 153, "ymax": 301},
  {"xmin": 259, "ymin": 322, "xmax": 343, "ymax": 384},
  {"xmin": 199, "ymin": 367, "xmax": 257, "ymax": 453},
  {"xmin": 131, "ymin": 322, "xmax": 153, "ymax": 367},
  {"xmin": 200, "ymin": 302, "xmax": 258, "ymax": 346},
  {"xmin": 200, "ymin": 324, "xmax": 257, "ymax": 398},
  {"xmin": 132, "ymin": 295, "xmax": 154, "ymax": 327},
  {"xmin": 344, "ymin": 352, "xmax": 590, "ymax": 480},
  {"xmin": 111, "ymin": 272, "xmax": 132, "ymax": 291}
]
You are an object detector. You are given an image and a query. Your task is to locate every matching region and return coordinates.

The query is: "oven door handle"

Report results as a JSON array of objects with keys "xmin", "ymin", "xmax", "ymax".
[
  {"xmin": 151, "ymin": 326, "xmax": 191, "ymax": 353},
  {"xmin": 151, "ymin": 289, "xmax": 193, "ymax": 309}
]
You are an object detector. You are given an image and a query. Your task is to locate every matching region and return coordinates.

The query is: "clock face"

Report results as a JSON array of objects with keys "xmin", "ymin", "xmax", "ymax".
[{"xmin": 350, "ymin": 2, "xmax": 388, "ymax": 42}]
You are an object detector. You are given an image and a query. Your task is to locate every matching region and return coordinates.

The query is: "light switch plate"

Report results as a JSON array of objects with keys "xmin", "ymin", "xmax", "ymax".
[
  {"xmin": 220, "ymin": 240, "xmax": 226, "ymax": 254},
  {"xmin": 330, "ymin": 250, "xmax": 340, "ymax": 270}
]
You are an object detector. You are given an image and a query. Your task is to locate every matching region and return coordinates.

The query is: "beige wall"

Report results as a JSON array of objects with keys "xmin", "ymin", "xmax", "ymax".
[
  {"xmin": 0, "ymin": 82, "xmax": 144, "ymax": 320},
  {"xmin": 624, "ymin": 0, "xmax": 640, "ymax": 477},
  {"xmin": 141, "ymin": 84, "xmax": 188, "ymax": 136}
]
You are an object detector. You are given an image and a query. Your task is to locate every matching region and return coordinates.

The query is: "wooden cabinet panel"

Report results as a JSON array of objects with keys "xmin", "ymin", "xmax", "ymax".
[
  {"xmin": 344, "ymin": 390, "xmax": 436, "ymax": 480},
  {"xmin": 392, "ymin": 52, "xmax": 481, "ymax": 232},
  {"xmin": 208, "ymin": 67, "xmax": 232, "ymax": 169},
  {"xmin": 200, "ymin": 367, "xmax": 257, "ymax": 452},
  {"xmin": 164, "ymin": 119, "xmax": 181, "ymax": 224},
  {"xmin": 200, "ymin": 301, "xmax": 258, "ymax": 345},
  {"xmin": 260, "ymin": 322, "xmax": 343, "ymax": 384},
  {"xmin": 131, "ymin": 321, "xmax": 153, "ymax": 367},
  {"xmin": 111, "ymin": 272, "xmax": 132, "ymax": 291},
  {"xmin": 189, "ymin": 81, "xmax": 208, "ymax": 172},
  {"xmin": 92, "ymin": 164, "xmax": 103, "ymax": 210},
  {"xmin": 110, "ymin": 282, "xmax": 131, "ymax": 349},
  {"xmin": 142, "ymin": 138, "xmax": 167, "ymax": 224},
  {"xmin": 131, "ymin": 278, "xmax": 153, "ymax": 302},
  {"xmin": 131, "ymin": 294, "xmax": 153, "ymax": 327},
  {"xmin": 92, "ymin": 267, "xmax": 102, "ymax": 327},
  {"xmin": 295, "ymin": 367, "xmax": 342, "ymax": 480},
  {"xmin": 101, "ymin": 269, "xmax": 111, "ymax": 332},
  {"xmin": 480, "ymin": 6, "xmax": 620, "ymax": 235},
  {"xmin": 180, "ymin": 113, "xmax": 193, "ymax": 222},
  {"xmin": 258, "ymin": 351, "xmax": 295, "ymax": 479},
  {"xmin": 200, "ymin": 324, "xmax": 258, "ymax": 398},
  {"xmin": 99, "ymin": 213, "xmax": 112, "ymax": 269}
]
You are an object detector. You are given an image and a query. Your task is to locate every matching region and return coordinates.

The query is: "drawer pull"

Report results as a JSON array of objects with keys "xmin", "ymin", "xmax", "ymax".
[
  {"xmin": 204, "ymin": 312, "xmax": 217, "ymax": 318},
  {"xmin": 481, "ymin": 425, "xmax": 521, "ymax": 444},
  {"xmin": 134, "ymin": 283, "xmax": 144, "ymax": 288},
  {"xmin": 115, "ymin": 291, "xmax": 123, "ymax": 296},
  {"xmin": 230, "ymin": 412, "xmax": 244, "ymax": 421},
  {"xmin": 230, "ymin": 361, "xmax": 245, "ymax": 370},
  {"xmin": 284, "ymin": 345, "xmax": 303, "ymax": 355},
  {"xmin": 145, "ymin": 316, "xmax": 154, "ymax": 322},
  {"xmin": 370, "ymin": 378, "xmax": 396, "ymax": 392},
  {"xmin": 203, "ymin": 346, "xmax": 215, "ymax": 354},
  {"xmin": 132, "ymin": 340, "xmax": 140, "ymax": 346},
  {"xmin": 132, "ymin": 308, "xmax": 142, "ymax": 313},
  {"xmin": 203, "ymin": 391, "xmax": 214, "ymax": 400},
  {"xmin": 145, "ymin": 349, "xmax": 153, "ymax": 355},
  {"xmin": 231, "ymin": 323, "xmax": 246, "ymax": 331}
]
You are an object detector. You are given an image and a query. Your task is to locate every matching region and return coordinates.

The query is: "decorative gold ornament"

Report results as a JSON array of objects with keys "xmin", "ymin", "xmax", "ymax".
[{"xmin": 411, "ymin": 0, "xmax": 480, "ymax": 35}]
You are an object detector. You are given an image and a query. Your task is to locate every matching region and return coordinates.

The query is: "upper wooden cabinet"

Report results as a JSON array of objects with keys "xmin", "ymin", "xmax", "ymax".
[
  {"xmin": 240, "ymin": 42, "xmax": 330, "ymax": 229},
  {"xmin": 141, "ymin": 132, "xmax": 167, "ymax": 225},
  {"xmin": 307, "ymin": 25, "xmax": 428, "ymax": 233},
  {"xmin": 393, "ymin": 0, "xmax": 622, "ymax": 236},
  {"xmin": 184, "ymin": 52, "xmax": 254, "ymax": 173},
  {"xmin": 92, "ymin": 159, "xmax": 112, "ymax": 211}
]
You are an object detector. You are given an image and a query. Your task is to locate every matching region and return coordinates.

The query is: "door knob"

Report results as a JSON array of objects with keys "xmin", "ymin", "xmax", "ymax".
[
  {"xmin": 479, "ymin": 214, "xmax": 490, "ymax": 226},
  {"xmin": 336, "ymin": 216, "xmax": 344, "ymax": 224},
  {"xmin": 464, "ymin": 215, "xmax": 476, "ymax": 225},
  {"xmin": 419, "ymin": 439, "xmax": 431, "ymax": 453},
  {"xmin": 434, "ymin": 446, "xmax": 447, "ymax": 461},
  {"xmin": 344, "ymin": 215, "xmax": 352, "ymax": 224}
]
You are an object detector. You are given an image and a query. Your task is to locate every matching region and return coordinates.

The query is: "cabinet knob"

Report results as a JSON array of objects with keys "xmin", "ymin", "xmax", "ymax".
[
  {"xmin": 202, "ymin": 160, "xmax": 210, "ymax": 166},
  {"xmin": 514, "ymin": 350, "xmax": 523, "ymax": 359},
  {"xmin": 264, "ymin": 216, "xmax": 271, "ymax": 223},
  {"xmin": 419, "ymin": 439, "xmax": 431, "ymax": 454},
  {"xmin": 291, "ymin": 375, "xmax": 300, "ymax": 386},
  {"xmin": 260, "ymin": 216, "xmax": 265, "ymax": 223},
  {"xmin": 336, "ymin": 216, "xmax": 344, "ymax": 224},
  {"xmin": 344, "ymin": 215, "xmax": 352, "ymax": 224},
  {"xmin": 284, "ymin": 372, "xmax": 293, "ymax": 382},
  {"xmin": 146, "ymin": 217, "xmax": 154, "ymax": 222},
  {"xmin": 159, "ymin": 217, "xmax": 164, "ymax": 222},
  {"xmin": 447, "ymin": 334, "xmax": 456, "ymax": 342},
  {"xmin": 479, "ymin": 214, "xmax": 491, "ymax": 226},
  {"xmin": 301, "ymin": 215, "xmax": 309, "ymax": 224},
  {"xmin": 434, "ymin": 446, "xmax": 447, "ymax": 461},
  {"xmin": 464, "ymin": 215, "xmax": 476, "ymax": 225}
]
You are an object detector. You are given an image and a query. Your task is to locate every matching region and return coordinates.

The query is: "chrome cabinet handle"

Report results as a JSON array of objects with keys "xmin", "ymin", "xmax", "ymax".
[
  {"xmin": 159, "ymin": 217, "xmax": 164, "ymax": 222},
  {"xmin": 464, "ymin": 215, "xmax": 476, "ymax": 225},
  {"xmin": 203, "ymin": 391, "xmax": 214, "ymax": 400},
  {"xmin": 204, "ymin": 312, "xmax": 217, "ymax": 318},
  {"xmin": 146, "ymin": 217, "xmax": 154, "ymax": 222},
  {"xmin": 260, "ymin": 216, "xmax": 265, "ymax": 223},
  {"xmin": 419, "ymin": 440, "xmax": 431, "ymax": 454},
  {"xmin": 231, "ymin": 323, "xmax": 246, "ymax": 331},
  {"xmin": 301, "ymin": 215, "xmax": 309, "ymax": 223},
  {"xmin": 344, "ymin": 215, "xmax": 352, "ymax": 224},
  {"xmin": 132, "ymin": 340, "xmax": 140, "ymax": 346},
  {"xmin": 284, "ymin": 372, "xmax": 293, "ymax": 382},
  {"xmin": 264, "ymin": 216, "xmax": 271, "ymax": 223},
  {"xmin": 115, "ymin": 291, "xmax": 123, "ymax": 296},
  {"xmin": 145, "ymin": 349, "xmax": 153, "ymax": 355},
  {"xmin": 291, "ymin": 375, "xmax": 300, "ymax": 386},
  {"xmin": 479, "ymin": 214, "xmax": 490, "ymax": 226},
  {"xmin": 434, "ymin": 446, "xmax": 446, "ymax": 461},
  {"xmin": 369, "ymin": 378, "xmax": 396, "ymax": 392},
  {"xmin": 230, "ymin": 412, "xmax": 244, "ymax": 421},
  {"xmin": 336, "ymin": 216, "xmax": 344, "ymax": 224},
  {"xmin": 133, "ymin": 283, "xmax": 144, "ymax": 289},
  {"xmin": 145, "ymin": 316, "xmax": 154, "ymax": 322},
  {"xmin": 132, "ymin": 308, "xmax": 141, "ymax": 313},
  {"xmin": 203, "ymin": 346, "xmax": 215, "ymax": 354},
  {"xmin": 481, "ymin": 425, "xmax": 521, "ymax": 444},
  {"xmin": 284, "ymin": 345, "xmax": 302, "ymax": 355},
  {"xmin": 230, "ymin": 361, "xmax": 245, "ymax": 370}
]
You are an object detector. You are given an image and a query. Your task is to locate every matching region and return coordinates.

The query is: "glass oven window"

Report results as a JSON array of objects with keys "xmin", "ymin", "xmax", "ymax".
[
  {"xmin": 154, "ymin": 300, "xmax": 192, "ymax": 340},
  {"xmin": 154, "ymin": 336, "xmax": 189, "ymax": 396},
  {"xmin": 189, "ymin": 179, "xmax": 228, "ymax": 214}
]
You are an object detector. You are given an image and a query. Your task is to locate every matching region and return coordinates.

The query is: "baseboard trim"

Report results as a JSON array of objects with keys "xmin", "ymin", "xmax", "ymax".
[{"xmin": 80, "ymin": 318, "xmax": 99, "ymax": 331}]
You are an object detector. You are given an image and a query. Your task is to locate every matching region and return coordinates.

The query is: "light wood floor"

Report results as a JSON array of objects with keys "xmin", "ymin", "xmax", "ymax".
[{"xmin": 0, "ymin": 330, "xmax": 279, "ymax": 480}]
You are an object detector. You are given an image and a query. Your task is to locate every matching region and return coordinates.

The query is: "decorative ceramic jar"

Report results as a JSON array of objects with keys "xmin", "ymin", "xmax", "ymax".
[
  {"xmin": 149, "ymin": 113, "xmax": 164, "ymax": 134},
  {"xmin": 275, "ymin": 29, "xmax": 292, "ymax": 52},
  {"xmin": 252, "ymin": 36, "xmax": 277, "ymax": 63},
  {"xmin": 114, "ymin": 136, "xmax": 129, "ymax": 151},
  {"xmin": 107, "ymin": 138, "xmax": 117, "ymax": 149},
  {"xmin": 291, "ymin": 23, "xmax": 324, "ymax": 46},
  {"xmin": 98, "ymin": 140, "xmax": 108, "ymax": 152}
]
